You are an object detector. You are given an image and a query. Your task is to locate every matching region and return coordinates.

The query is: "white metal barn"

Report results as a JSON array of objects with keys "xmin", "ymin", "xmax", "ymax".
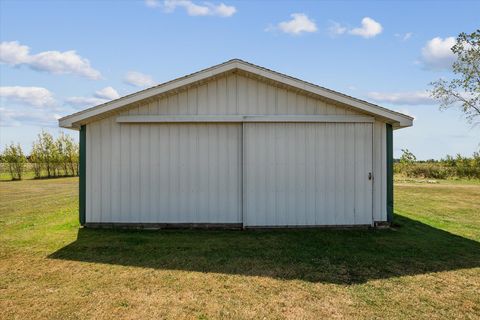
[{"xmin": 59, "ymin": 59, "xmax": 413, "ymax": 228}]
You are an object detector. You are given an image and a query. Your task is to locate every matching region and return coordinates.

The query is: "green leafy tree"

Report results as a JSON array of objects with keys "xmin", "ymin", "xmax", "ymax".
[
  {"xmin": 29, "ymin": 143, "xmax": 43, "ymax": 178},
  {"xmin": 400, "ymin": 149, "xmax": 417, "ymax": 165},
  {"xmin": 56, "ymin": 132, "xmax": 79, "ymax": 176},
  {"xmin": 2, "ymin": 143, "xmax": 27, "ymax": 180},
  {"xmin": 430, "ymin": 29, "xmax": 480, "ymax": 125},
  {"xmin": 32, "ymin": 131, "xmax": 59, "ymax": 178}
]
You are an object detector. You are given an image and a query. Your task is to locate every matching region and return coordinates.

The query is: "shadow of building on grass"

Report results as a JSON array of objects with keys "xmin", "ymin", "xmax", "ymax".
[{"xmin": 49, "ymin": 215, "xmax": 480, "ymax": 284}]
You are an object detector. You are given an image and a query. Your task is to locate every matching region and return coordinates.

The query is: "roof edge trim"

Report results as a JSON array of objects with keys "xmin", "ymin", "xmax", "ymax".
[{"xmin": 59, "ymin": 59, "xmax": 413, "ymax": 129}]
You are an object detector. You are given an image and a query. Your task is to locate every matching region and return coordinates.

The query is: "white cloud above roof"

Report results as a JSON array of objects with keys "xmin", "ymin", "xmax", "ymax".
[
  {"xmin": 0, "ymin": 107, "xmax": 61, "ymax": 127},
  {"xmin": 123, "ymin": 71, "xmax": 156, "ymax": 87},
  {"xmin": 94, "ymin": 87, "xmax": 120, "ymax": 100},
  {"xmin": 328, "ymin": 17, "xmax": 382, "ymax": 39},
  {"xmin": 421, "ymin": 37, "xmax": 456, "ymax": 70},
  {"xmin": 65, "ymin": 86, "xmax": 121, "ymax": 109},
  {"xmin": 349, "ymin": 17, "xmax": 383, "ymax": 38},
  {"xmin": 147, "ymin": 0, "xmax": 236, "ymax": 17},
  {"xmin": 367, "ymin": 91, "xmax": 435, "ymax": 105},
  {"xmin": 0, "ymin": 86, "xmax": 56, "ymax": 107},
  {"xmin": 268, "ymin": 13, "xmax": 317, "ymax": 35},
  {"xmin": 65, "ymin": 96, "xmax": 107, "ymax": 108},
  {"xmin": 0, "ymin": 41, "xmax": 102, "ymax": 80}
]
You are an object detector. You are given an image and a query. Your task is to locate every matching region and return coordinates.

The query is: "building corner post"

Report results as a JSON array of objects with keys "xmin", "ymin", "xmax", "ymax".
[
  {"xmin": 386, "ymin": 123, "xmax": 393, "ymax": 223},
  {"xmin": 79, "ymin": 125, "xmax": 86, "ymax": 226}
]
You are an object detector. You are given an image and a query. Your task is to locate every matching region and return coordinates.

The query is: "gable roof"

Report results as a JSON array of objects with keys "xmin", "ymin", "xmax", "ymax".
[{"xmin": 59, "ymin": 59, "xmax": 413, "ymax": 129}]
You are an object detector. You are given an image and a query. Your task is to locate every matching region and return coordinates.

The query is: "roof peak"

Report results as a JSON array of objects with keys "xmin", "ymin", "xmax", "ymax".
[{"xmin": 59, "ymin": 60, "xmax": 413, "ymax": 129}]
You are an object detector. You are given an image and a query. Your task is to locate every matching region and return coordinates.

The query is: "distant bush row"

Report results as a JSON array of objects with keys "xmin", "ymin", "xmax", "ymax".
[
  {"xmin": 394, "ymin": 149, "xmax": 480, "ymax": 179},
  {"xmin": 1, "ymin": 131, "xmax": 79, "ymax": 180}
]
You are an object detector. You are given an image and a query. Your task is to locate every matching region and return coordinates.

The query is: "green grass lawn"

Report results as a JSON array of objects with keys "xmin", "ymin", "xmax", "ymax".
[{"xmin": 1, "ymin": 178, "xmax": 479, "ymax": 319}]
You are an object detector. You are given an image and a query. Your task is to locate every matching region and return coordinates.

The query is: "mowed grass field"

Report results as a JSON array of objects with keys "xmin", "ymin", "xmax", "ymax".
[{"xmin": 1, "ymin": 178, "xmax": 479, "ymax": 319}]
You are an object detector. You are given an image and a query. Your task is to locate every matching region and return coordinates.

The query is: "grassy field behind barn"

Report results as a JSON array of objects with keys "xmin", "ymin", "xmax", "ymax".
[{"xmin": 1, "ymin": 177, "xmax": 479, "ymax": 319}]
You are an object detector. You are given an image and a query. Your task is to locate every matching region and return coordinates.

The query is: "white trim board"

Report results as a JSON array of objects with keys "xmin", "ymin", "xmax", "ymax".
[{"xmin": 116, "ymin": 115, "xmax": 375, "ymax": 124}]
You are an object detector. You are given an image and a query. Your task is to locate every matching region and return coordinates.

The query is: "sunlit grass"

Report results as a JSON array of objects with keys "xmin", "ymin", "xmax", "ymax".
[{"xmin": 1, "ymin": 177, "xmax": 479, "ymax": 319}]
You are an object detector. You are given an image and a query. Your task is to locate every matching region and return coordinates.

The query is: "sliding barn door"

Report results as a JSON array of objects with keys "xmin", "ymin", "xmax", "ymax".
[
  {"xmin": 86, "ymin": 123, "xmax": 242, "ymax": 224},
  {"xmin": 243, "ymin": 123, "xmax": 373, "ymax": 227}
]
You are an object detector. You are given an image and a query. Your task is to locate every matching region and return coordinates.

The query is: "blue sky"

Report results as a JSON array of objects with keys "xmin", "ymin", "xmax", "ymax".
[{"xmin": 0, "ymin": 0, "xmax": 478, "ymax": 159}]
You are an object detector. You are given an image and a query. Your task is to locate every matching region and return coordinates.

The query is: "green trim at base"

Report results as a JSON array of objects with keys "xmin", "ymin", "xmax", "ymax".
[
  {"xmin": 79, "ymin": 125, "xmax": 86, "ymax": 226},
  {"xmin": 386, "ymin": 123, "xmax": 393, "ymax": 222}
]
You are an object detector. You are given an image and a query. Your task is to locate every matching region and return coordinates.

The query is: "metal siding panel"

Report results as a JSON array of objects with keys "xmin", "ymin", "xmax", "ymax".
[
  {"xmin": 207, "ymin": 81, "xmax": 218, "ymax": 114},
  {"xmin": 247, "ymin": 77, "xmax": 257, "ymax": 114},
  {"xmin": 296, "ymin": 94, "xmax": 307, "ymax": 114},
  {"xmin": 226, "ymin": 73, "xmax": 237, "ymax": 115},
  {"xmin": 305, "ymin": 124, "xmax": 316, "ymax": 224},
  {"xmin": 149, "ymin": 124, "xmax": 159, "ymax": 222},
  {"xmin": 89, "ymin": 121, "xmax": 101, "ymax": 222},
  {"xmin": 345, "ymin": 124, "xmax": 356, "ymax": 224},
  {"xmin": 111, "ymin": 119, "xmax": 121, "ymax": 221},
  {"xmin": 158, "ymin": 125, "xmax": 169, "ymax": 218},
  {"xmin": 120, "ymin": 116, "xmax": 130, "ymax": 222},
  {"xmin": 117, "ymin": 73, "xmax": 363, "ymax": 120},
  {"xmin": 316, "ymin": 123, "xmax": 327, "ymax": 224},
  {"xmin": 197, "ymin": 83, "xmax": 208, "ymax": 114},
  {"xmin": 167, "ymin": 94, "xmax": 178, "ymax": 115},
  {"xmin": 354, "ymin": 124, "xmax": 364, "ymax": 224},
  {"xmin": 335, "ymin": 123, "xmax": 346, "ymax": 224},
  {"xmin": 139, "ymin": 124, "xmax": 150, "ymax": 221},
  {"xmin": 325, "ymin": 123, "xmax": 336, "ymax": 224},
  {"xmin": 85, "ymin": 125, "xmax": 92, "ymax": 223},
  {"xmin": 158, "ymin": 95, "xmax": 168, "ymax": 115},
  {"xmin": 257, "ymin": 81, "xmax": 267, "ymax": 114},
  {"xmin": 276, "ymin": 87, "xmax": 288, "ymax": 114},
  {"xmin": 100, "ymin": 119, "xmax": 111, "ymax": 222},
  {"xmin": 306, "ymin": 97, "xmax": 316, "ymax": 115},
  {"xmin": 237, "ymin": 75, "xmax": 248, "ymax": 114},
  {"xmin": 187, "ymin": 87, "xmax": 198, "ymax": 115},
  {"xmin": 244, "ymin": 122, "xmax": 373, "ymax": 226},
  {"xmin": 266, "ymin": 84, "xmax": 277, "ymax": 115},
  {"xmin": 217, "ymin": 76, "xmax": 228, "ymax": 115}
]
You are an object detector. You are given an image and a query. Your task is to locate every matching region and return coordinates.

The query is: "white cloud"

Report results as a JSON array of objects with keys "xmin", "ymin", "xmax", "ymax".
[
  {"xmin": 395, "ymin": 32, "xmax": 412, "ymax": 41},
  {"xmin": 0, "ymin": 107, "xmax": 61, "ymax": 127},
  {"xmin": 65, "ymin": 96, "xmax": 107, "ymax": 108},
  {"xmin": 155, "ymin": 0, "xmax": 236, "ymax": 17},
  {"xmin": 123, "ymin": 71, "xmax": 156, "ymax": 87},
  {"xmin": 349, "ymin": 17, "xmax": 383, "ymax": 38},
  {"xmin": 328, "ymin": 21, "xmax": 347, "ymax": 37},
  {"xmin": 94, "ymin": 86, "xmax": 120, "ymax": 100},
  {"xmin": 65, "ymin": 86, "xmax": 120, "ymax": 108},
  {"xmin": 145, "ymin": 0, "xmax": 161, "ymax": 7},
  {"xmin": 421, "ymin": 37, "xmax": 456, "ymax": 70},
  {"xmin": 0, "ymin": 86, "xmax": 56, "ymax": 107},
  {"xmin": 0, "ymin": 41, "xmax": 30, "ymax": 64},
  {"xmin": 271, "ymin": 13, "xmax": 317, "ymax": 35},
  {"xmin": 328, "ymin": 17, "xmax": 382, "ymax": 39},
  {"xmin": 366, "ymin": 91, "xmax": 436, "ymax": 105},
  {"xmin": 0, "ymin": 41, "xmax": 101, "ymax": 79}
]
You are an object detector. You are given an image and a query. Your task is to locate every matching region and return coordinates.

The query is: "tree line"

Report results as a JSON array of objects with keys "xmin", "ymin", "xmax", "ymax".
[
  {"xmin": 1, "ymin": 131, "xmax": 79, "ymax": 180},
  {"xmin": 395, "ymin": 149, "xmax": 480, "ymax": 179}
]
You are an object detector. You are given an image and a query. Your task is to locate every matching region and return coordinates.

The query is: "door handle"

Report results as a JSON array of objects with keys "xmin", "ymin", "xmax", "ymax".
[{"xmin": 368, "ymin": 172, "xmax": 372, "ymax": 180}]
